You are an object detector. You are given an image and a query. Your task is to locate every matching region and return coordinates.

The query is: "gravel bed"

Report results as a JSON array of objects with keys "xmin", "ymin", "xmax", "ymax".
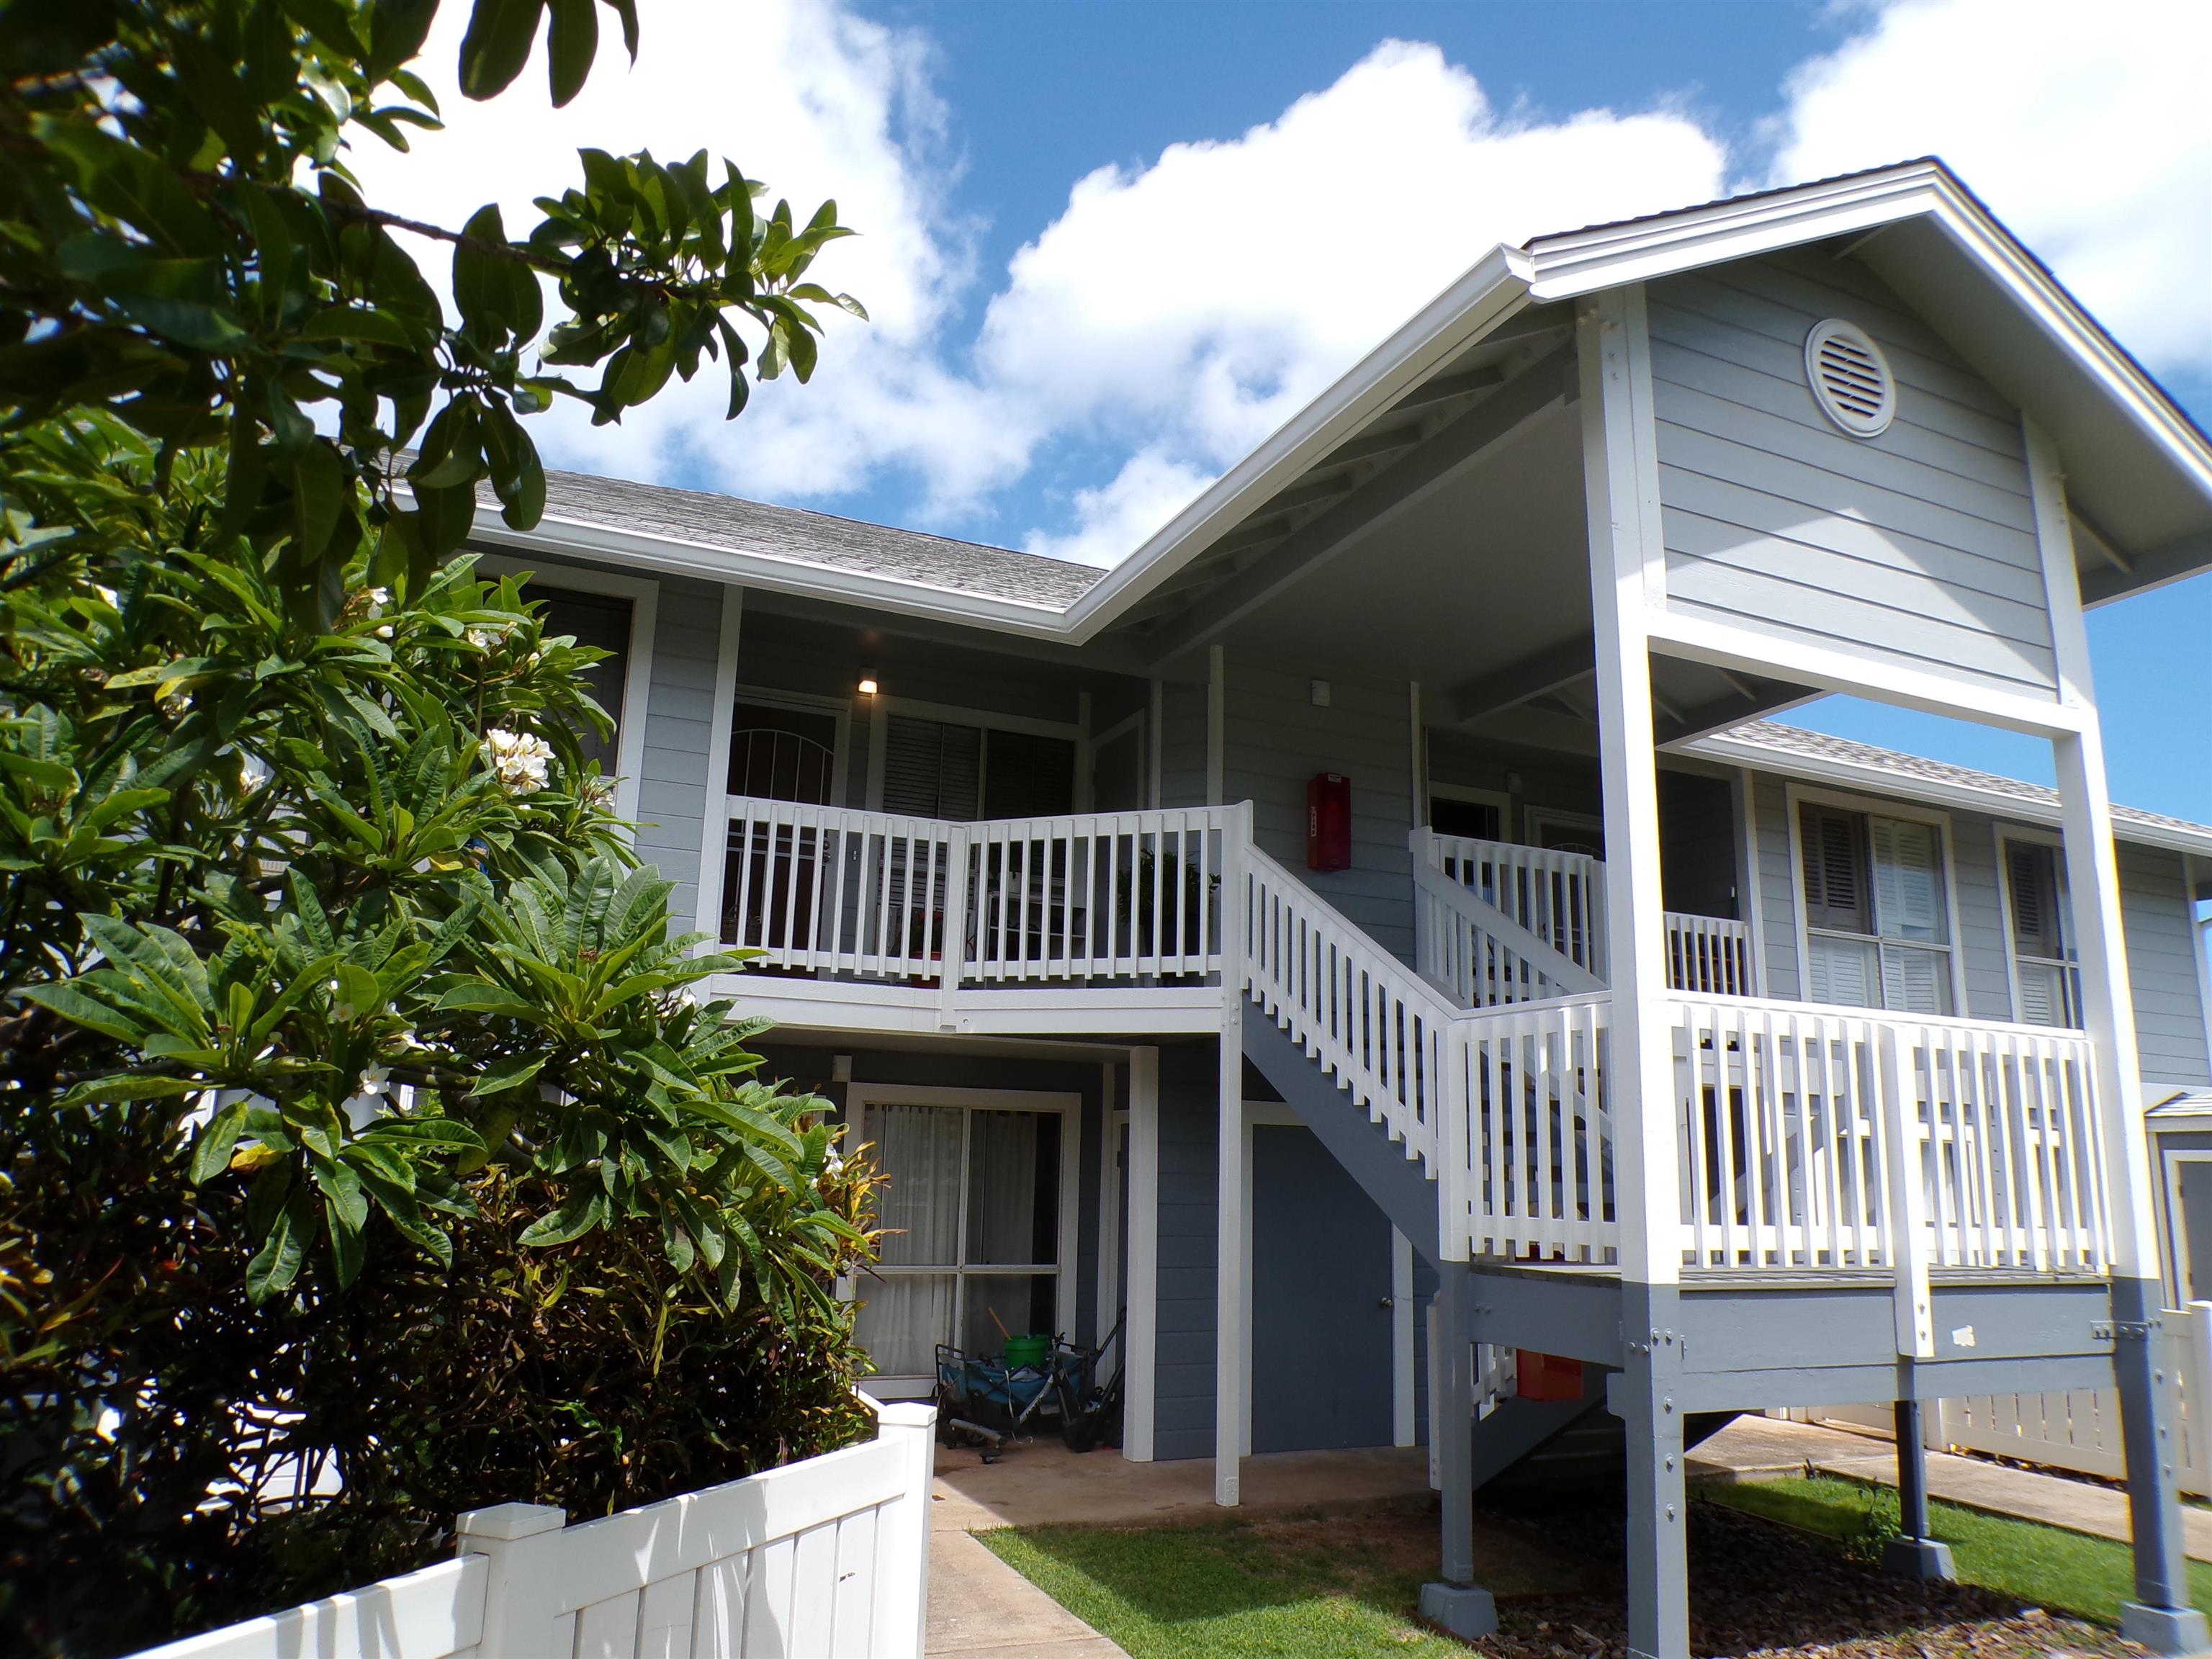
[{"xmin": 1456, "ymin": 1500, "xmax": 2147, "ymax": 1659}]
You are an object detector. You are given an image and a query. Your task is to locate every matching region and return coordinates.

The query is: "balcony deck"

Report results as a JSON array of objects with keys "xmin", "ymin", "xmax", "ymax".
[{"xmin": 708, "ymin": 794, "xmax": 2116, "ymax": 1323}]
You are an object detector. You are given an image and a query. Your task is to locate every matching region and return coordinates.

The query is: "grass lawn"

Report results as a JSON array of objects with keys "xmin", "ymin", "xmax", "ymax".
[
  {"xmin": 1708, "ymin": 1475, "xmax": 2212, "ymax": 1627},
  {"xmin": 978, "ymin": 1497, "xmax": 1583, "ymax": 1658}
]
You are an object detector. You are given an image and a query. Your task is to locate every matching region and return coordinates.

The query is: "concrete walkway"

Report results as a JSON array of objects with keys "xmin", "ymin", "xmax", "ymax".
[
  {"xmin": 1690, "ymin": 1415, "xmax": 2212, "ymax": 1564},
  {"xmin": 923, "ymin": 1442, "xmax": 1434, "ymax": 1656}
]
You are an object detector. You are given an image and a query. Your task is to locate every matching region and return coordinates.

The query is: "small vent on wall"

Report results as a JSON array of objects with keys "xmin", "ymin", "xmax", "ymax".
[{"xmin": 1804, "ymin": 318, "xmax": 1896, "ymax": 437}]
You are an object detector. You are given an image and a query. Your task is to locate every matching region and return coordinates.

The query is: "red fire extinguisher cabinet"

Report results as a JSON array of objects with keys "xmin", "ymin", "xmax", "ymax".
[{"xmin": 1308, "ymin": 773, "xmax": 1352, "ymax": 871}]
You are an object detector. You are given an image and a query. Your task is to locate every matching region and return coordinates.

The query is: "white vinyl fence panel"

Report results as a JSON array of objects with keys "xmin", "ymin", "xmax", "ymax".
[{"xmin": 134, "ymin": 1400, "xmax": 937, "ymax": 1659}]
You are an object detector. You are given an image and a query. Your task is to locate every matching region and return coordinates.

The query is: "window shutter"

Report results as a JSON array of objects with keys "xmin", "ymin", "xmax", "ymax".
[
  {"xmin": 2006, "ymin": 842, "xmax": 2067, "ymax": 960},
  {"xmin": 1880, "ymin": 944, "xmax": 1948, "ymax": 1015},
  {"xmin": 1808, "ymin": 934, "xmax": 1879, "ymax": 1007},
  {"xmin": 1800, "ymin": 805, "xmax": 1870, "ymax": 934},
  {"xmin": 536, "ymin": 588, "xmax": 632, "ymax": 775},
  {"xmin": 883, "ymin": 716, "xmax": 980, "ymax": 819},
  {"xmin": 1871, "ymin": 818, "xmax": 1945, "ymax": 943}
]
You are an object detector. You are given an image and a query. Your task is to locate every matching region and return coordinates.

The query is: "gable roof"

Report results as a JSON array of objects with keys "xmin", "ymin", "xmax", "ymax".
[
  {"xmin": 479, "ymin": 161, "xmax": 2212, "ymax": 647},
  {"xmin": 1683, "ymin": 720, "xmax": 2212, "ymax": 860}
]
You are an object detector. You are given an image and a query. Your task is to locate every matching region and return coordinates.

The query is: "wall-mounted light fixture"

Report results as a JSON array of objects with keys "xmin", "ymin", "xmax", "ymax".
[{"xmin": 857, "ymin": 668, "xmax": 880, "ymax": 696}]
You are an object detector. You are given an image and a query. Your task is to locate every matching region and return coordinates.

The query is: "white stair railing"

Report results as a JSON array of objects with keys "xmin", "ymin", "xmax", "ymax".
[
  {"xmin": 1417, "ymin": 830, "xmax": 1608, "ymax": 980},
  {"xmin": 1413, "ymin": 860, "xmax": 1604, "ymax": 1007}
]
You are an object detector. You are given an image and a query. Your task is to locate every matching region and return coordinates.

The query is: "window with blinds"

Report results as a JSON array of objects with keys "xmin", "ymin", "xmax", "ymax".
[
  {"xmin": 1799, "ymin": 803, "xmax": 1953, "ymax": 1015},
  {"xmin": 881, "ymin": 715, "xmax": 1074, "ymax": 822},
  {"xmin": 536, "ymin": 588, "xmax": 632, "ymax": 776},
  {"xmin": 2005, "ymin": 840, "xmax": 2081, "ymax": 1028}
]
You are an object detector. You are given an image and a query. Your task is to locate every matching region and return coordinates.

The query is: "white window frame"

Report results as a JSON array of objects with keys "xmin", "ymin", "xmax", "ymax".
[
  {"xmin": 1429, "ymin": 783, "xmax": 1513, "ymax": 842},
  {"xmin": 1784, "ymin": 783, "xmax": 1969, "ymax": 1016},
  {"xmin": 845, "ymin": 1082, "xmax": 1083, "ymax": 1398},
  {"xmin": 2159, "ymin": 1142, "xmax": 2212, "ymax": 1303},
  {"xmin": 473, "ymin": 554, "xmax": 658, "ymax": 832},
  {"xmin": 1995, "ymin": 824, "xmax": 2082, "ymax": 1029},
  {"xmin": 863, "ymin": 695, "xmax": 1083, "ymax": 817}
]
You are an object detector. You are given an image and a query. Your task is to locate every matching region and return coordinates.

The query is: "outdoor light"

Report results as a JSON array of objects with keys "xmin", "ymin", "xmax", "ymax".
[{"xmin": 857, "ymin": 668, "xmax": 880, "ymax": 696}]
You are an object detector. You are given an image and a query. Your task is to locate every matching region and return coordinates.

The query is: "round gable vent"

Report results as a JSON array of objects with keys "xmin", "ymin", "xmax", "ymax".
[{"xmin": 1804, "ymin": 318, "xmax": 1895, "ymax": 437}]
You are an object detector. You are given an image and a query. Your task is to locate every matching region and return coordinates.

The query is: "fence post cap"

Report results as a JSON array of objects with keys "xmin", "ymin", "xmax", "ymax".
[
  {"xmin": 456, "ymin": 1501, "xmax": 567, "ymax": 1542},
  {"xmin": 877, "ymin": 1401, "xmax": 939, "ymax": 1430}
]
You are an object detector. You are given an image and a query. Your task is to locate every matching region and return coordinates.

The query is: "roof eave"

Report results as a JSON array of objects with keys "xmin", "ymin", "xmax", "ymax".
[
  {"xmin": 1060, "ymin": 244, "xmax": 1539, "ymax": 641},
  {"xmin": 1680, "ymin": 730, "xmax": 2212, "ymax": 859}
]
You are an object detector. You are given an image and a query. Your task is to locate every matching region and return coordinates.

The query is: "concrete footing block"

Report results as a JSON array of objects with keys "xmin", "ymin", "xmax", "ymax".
[
  {"xmin": 1419, "ymin": 1581, "xmax": 1499, "ymax": 1640},
  {"xmin": 2121, "ymin": 1601, "xmax": 2212, "ymax": 1655},
  {"xmin": 1880, "ymin": 1537, "xmax": 1956, "ymax": 1582}
]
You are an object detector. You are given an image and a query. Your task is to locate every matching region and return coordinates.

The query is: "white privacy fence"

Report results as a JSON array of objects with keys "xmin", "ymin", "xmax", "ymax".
[
  {"xmin": 719, "ymin": 796, "xmax": 1235, "ymax": 986},
  {"xmin": 138, "ymin": 1401, "xmax": 937, "ymax": 1659}
]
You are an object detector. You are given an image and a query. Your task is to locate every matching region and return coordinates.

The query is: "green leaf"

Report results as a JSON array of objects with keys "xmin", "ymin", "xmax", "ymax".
[
  {"xmin": 546, "ymin": 0, "xmax": 599, "ymax": 106},
  {"xmin": 469, "ymin": 1051, "xmax": 548, "ymax": 1098},
  {"xmin": 246, "ymin": 1188, "xmax": 310, "ymax": 1303},
  {"xmin": 459, "ymin": 0, "xmax": 547, "ymax": 100},
  {"xmin": 20, "ymin": 981, "xmax": 147, "ymax": 1044},
  {"xmin": 190, "ymin": 1100, "xmax": 250, "ymax": 1182},
  {"xmin": 516, "ymin": 1187, "xmax": 608, "ymax": 1247}
]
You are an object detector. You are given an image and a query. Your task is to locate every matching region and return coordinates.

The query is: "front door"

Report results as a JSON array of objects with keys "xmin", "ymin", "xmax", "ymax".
[{"xmin": 1251, "ymin": 1123, "xmax": 1393, "ymax": 1452}]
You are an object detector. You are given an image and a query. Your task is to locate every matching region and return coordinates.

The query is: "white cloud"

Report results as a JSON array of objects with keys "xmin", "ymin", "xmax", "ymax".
[
  {"xmin": 1768, "ymin": 0, "xmax": 2212, "ymax": 368},
  {"xmin": 352, "ymin": 1, "xmax": 2206, "ymax": 572}
]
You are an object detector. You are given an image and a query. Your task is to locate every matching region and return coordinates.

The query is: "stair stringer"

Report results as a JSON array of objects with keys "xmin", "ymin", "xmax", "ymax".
[{"xmin": 1242, "ymin": 1002, "xmax": 1442, "ymax": 1268}]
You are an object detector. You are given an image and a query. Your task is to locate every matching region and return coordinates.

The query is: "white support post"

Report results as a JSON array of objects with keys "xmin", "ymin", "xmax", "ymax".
[
  {"xmin": 690, "ymin": 585, "xmax": 745, "ymax": 952},
  {"xmin": 1577, "ymin": 285, "xmax": 1681, "ymax": 1289},
  {"xmin": 1877, "ymin": 1024, "xmax": 1936, "ymax": 1358},
  {"xmin": 1148, "ymin": 678, "xmax": 1164, "ymax": 809},
  {"xmin": 456, "ymin": 1501, "xmax": 570, "ymax": 1658},
  {"xmin": 1125, "ymin": 1046, "xmax": 1161, "ymax": 1461},
  {"xmin": 1736, "ymin": 768, "xmax": 1768, "ymax": 997},
  {"xmin": 938, "ymin": 824, "xmax": 971, "ymax": 1032},
  {"xmin": 2026, "ymin": 418, "xmax": 2158, "ymax": 1277},
  {"xmin": 871, "ymin": 1401, "xmax": 939, "ymax": 1659},
  {"xmin": 1097, "ymin": 1061, "xmax": 1120, "ymax": 1348}
]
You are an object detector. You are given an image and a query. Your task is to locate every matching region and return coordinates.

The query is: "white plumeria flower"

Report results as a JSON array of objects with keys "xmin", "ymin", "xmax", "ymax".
[
  {"xmin": 158, "ymin": 690, "xmax": 192, "ymax": 721},
  {"xmin": 483, "ymin": 727, "xmax": 554, "ymax": 796},
  {"xmin": 466, "ymin": 628, "xmax": 497, "ymax": 651},
  {"xmin": 365, "ymin": 586, "xmax": 390, "ymax": 619}
]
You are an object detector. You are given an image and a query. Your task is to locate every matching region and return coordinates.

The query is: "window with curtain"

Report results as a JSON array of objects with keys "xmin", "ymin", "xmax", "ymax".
[
  {"xmin": 1800, "ymin": 803, "xmax": 1953, "ymax": 1014},
  {"xmin": 853, "ymin": 1102, "xmax": 1064, "ymax": 1378},
  {"xmin": 2005, "ymin": 839, "xmax": 2081, "ymax": 1028}
]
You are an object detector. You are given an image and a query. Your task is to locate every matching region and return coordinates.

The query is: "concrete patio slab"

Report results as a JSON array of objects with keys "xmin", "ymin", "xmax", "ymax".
[{"xmin": 1689, "ymin": 1415, "xmax": 2212, "ymax": 1564}]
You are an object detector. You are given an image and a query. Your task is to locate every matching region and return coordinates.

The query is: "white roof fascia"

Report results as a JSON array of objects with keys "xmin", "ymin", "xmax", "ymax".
[
  {"xmin": 1058, "ymin": 245, "xmax": 1537, "ymax": 641},
  {"xmin": 1681, "ymin": 731, "xmax": 2212, "ymax": 860},
  {"xmin": 446, "ymin": 505, "xmax": 1082, "ymax": 642},
  {"xmin": 1521, "ymin": 165, "xmax": 1951, "ymax": 300}
]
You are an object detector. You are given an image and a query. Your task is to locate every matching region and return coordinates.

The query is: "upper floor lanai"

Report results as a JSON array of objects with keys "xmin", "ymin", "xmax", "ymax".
[{"xmin": 472, "ymin": 161, "xmax": 2212, "ymax": 1655}]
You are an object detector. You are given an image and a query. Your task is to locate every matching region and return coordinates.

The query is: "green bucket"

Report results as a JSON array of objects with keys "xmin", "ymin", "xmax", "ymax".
[{"xmin": 1003, "ymin": 1334, "xmax": 1049, "ymax": 1370}]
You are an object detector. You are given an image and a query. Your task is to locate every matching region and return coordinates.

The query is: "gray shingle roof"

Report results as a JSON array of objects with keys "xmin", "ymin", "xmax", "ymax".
[
  {"xmin": 523, "ymin": 464, "xmax": 1106, "ymax": 611},
  {"xmin": 1713, "ymin": 721, "xmax": 2212, "ymax": 842}
]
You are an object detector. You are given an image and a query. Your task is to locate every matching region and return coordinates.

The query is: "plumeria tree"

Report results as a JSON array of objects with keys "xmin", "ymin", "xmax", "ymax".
[{"xmin": 0, "ymin": 4, "xmax": 877, "ymax": 1651}]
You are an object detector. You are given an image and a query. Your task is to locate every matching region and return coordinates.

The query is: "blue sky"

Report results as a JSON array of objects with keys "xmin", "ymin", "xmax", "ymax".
[{"xmin": 366, "ymin": 0, "xmax": 2211, "ymax": 823}]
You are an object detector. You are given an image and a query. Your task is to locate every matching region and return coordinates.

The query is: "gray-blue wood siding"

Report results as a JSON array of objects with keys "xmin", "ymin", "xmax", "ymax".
[
  {"xmin": 1645, "ymin": 249, "xmax": 2058, "ymax": 701},
  {"xmin": 2121, "ymin": 843, "xmax": 2212, "ymax": 1093},
  {"xmin": 1220, "ymin": 659, "xmax": 1417, "ymax": 962},
  {"xmin": 636, "ymin": 575, "xmax": 724, "ymax": 936},
  {"xmin": 1153, "ymin": 1039, "xmax": 1223, "ymax": 1460}
]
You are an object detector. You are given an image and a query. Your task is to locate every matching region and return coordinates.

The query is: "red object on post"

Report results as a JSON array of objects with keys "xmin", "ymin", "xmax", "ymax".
[
  {"xmin": 1514, "ymin": 1350, "xmax": 1585, "ymax": 1402},
  {"xmin": 1307, "ymin": 773, "xmax": 1352, "ymax": 871}
]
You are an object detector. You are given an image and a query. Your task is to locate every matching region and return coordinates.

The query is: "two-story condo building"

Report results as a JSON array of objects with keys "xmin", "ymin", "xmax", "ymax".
[{"xmin": 459, "ymin": 162, "xmax": 2212, "ymax": 1658}]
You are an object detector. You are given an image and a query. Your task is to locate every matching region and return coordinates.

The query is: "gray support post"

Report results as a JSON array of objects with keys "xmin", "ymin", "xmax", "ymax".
[
  {"xmin": 1881, "ymin": 1398, "xmax": 1956, "ymax": 1581},
  {"xmin": 1419, "ymin": 1269, "xmax": 1497, "ymax": 1640},
  {"xmin": 2113, "ymin": 1278, "xmax": 2209, "ymax": 1653},
  {"xmin": 1617, "ymin": 1287, "xmax": 1689, "ymax": 1659}
]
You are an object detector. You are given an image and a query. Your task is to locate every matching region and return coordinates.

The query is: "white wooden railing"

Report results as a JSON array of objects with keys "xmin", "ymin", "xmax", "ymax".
[
  {"xmin": 1413, "ymin": 830, "xmax": 1758, "ymax": 1001},
  {"xmin": 719, "ymin": 796, "xmax": 1235, "ymax": 986},
  {"xmin": 1669, "ymin": 996, "xmax": 2111, "ymax": 1279},
  {"xmin": 1418, "ymin": 830, "xmax": 1608, "ymax": 980},
  {"xmin": 135, "ymin": 1399, "xmax": 937, "ymax": 1659}
]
